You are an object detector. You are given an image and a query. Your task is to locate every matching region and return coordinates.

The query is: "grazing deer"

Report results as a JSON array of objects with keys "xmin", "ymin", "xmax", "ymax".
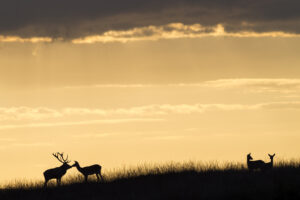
[
  {"xmin": 247, "ymin": 153, "xmax": 265, "ymax": 172},
  {"xmin": 73, "ymin": 161, "xmax": 103, "ymax": 182},
  {"xmin": 43, "ymin": 152, "xmax": 73, "ymax": 187},
  {"xmin": 263, "ymin": 153, "xmax": 276, "ymax": 171}
]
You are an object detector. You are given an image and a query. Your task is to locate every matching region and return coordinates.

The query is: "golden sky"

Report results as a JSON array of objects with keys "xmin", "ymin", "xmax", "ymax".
[{"xmin": 1, "ymin": 0, "xmax": 300, "ymax": 183}]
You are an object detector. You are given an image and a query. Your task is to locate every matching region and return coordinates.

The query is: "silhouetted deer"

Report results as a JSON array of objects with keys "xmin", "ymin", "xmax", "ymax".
[
  {"xmin": 247, "ymin": 153, "xmax": 265, "ymax": 172},
  {"xmin": 263, "ymin": 153, "xmax": 276, "ymax": 171},
  {"xmin": 43, "ymin": 152, "xmax": 73, "ymax": 187},
  {"xmin": 73, "ymin": 161, "xmax": 103, "ymax": 182}
]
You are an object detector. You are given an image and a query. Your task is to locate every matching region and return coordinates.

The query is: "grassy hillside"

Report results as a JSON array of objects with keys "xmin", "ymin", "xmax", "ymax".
[{"xmin": 1, "ymin": 161, "xmax": 300, "ymax": 200}]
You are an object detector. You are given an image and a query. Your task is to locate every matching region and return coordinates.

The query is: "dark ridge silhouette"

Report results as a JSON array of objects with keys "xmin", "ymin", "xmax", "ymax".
[
  {"xmin": 73, "ymin": 161, "xmax": 103, "ymax": 182},
  {"xmin": 1, "ymin": 160, "xmax": 300, "ymax": 200},
  {"xmin": 43, "ymin": 152, "xmax": 73, "ymax": 187},
  {"xmin": 247, "ymin": 153, "xmax": 266, "ymax": 172}
]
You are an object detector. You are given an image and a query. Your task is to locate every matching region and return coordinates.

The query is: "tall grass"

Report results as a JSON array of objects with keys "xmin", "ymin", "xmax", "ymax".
[
  {"xmin": 1, "ymin": 160, "xmax": 300, "ymax": 200},
  {"xmin": 0, "ymin": 160, "xmax": 290, "ymax": 189}
]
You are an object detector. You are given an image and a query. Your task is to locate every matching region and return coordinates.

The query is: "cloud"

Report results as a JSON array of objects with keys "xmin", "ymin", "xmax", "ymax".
[
  {"xmin": 0, "ymin": 36, "xmax": 52, "ymax": 43},
  {"xmin": 0, "ymin": 118, "xmax": 164, "ymax": 130},
  {"xmin": 2, "ymin": 23, "xmax": 299, "ymax": 43},
  {"xmin": 72, "ymin": 23, "xmax": 299, "ymax": 44},
  {"xmin": 257, "ymin": 102, "xmax": 300, "ymax": 110},
  {"xmin": 203, "ymin": 79, "xmax": 300, "ymax": 93},
  {"xmin": 63, "ymin": 79, "xmax": 300, "ymax": 94},
  {"xmin": 1, "ymin": 101, "xmax": 300, "ymax": 124},
  {"xmin": 1, "ymin": 0, "xmax": 300, "ymax": 40},
  {"xmin": 0, "ymin": 105, "xmax": 247, "ymax": 122},
  {"xmin": 0, "ymin": 107, "xmax": 62, "ymax": 121}
]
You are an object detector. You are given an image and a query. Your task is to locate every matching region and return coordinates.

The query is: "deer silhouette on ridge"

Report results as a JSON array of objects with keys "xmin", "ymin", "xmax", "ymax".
[
  {"xmin": 247, "ymin": 153, "xmax": 265, "ymax": 172},
  {"xmin": 262, "ymin": 153, "xmax": 276, "ymax": 171},
  {"xmin": 43, "ymin": 152, "xmax": 73, "ymax": 187},
  {"xmin": 73, "ymin": 161, "xmax": 103, "ymax": 182}
]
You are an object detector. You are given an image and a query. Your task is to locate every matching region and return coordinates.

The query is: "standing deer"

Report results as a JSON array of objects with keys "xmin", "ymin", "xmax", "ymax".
[
  {"xmin": 73, "ymin": 161, "xmax": 103, "ymax": 182},
  {"xmin": 43, "ymin": 152, "xmax": 73, "ymax": 187},
  {"xmin": 247, "ymin": 153, "xmax": 265, "ymax": 172},
  {"xmin": 263, "ymin": 153, "xmax": 276, "ymax": 171}
]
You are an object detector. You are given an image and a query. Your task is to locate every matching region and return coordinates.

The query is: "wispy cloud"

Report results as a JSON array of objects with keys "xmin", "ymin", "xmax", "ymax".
[
  {"xmin": 0, "ymin": 104, "xmax": 252, "ymax": 122},
  {"xmin": 0, "ymin": 118, "xmax": 164, "ymax": 130},
  {"xmin": 4, "ymin": 23, "xmax": 297, "ymax": 44},
  {"xmin": 72, "ymin": 23, "xmax": 299, "ymax": 44},
  {"xmin": 0, "ymin": 107, "xmax": 62, "ymax": 121},
  {"xmin": 257, "ymin": 102, "xmax": 300, "ymax": 110},
  {"xmin": 1, "ymin": 101, "xmax": 300, "ymax": 124},
  {"xmin": 0, "ymin": 36, "xmax": 52, "ymax": 43},
  {"xmin": 62, "ymin": 79, "xmax": 300, "ymax": 94},
  {"xmin": 203, "ymin": 79, "xmax": 300, "ymax": 93}
]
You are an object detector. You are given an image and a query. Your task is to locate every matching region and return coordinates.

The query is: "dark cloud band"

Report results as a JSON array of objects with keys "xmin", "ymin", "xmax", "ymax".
[{"xmin": 1, "ymin": 0, "xmax": 300, "ymax": 39}]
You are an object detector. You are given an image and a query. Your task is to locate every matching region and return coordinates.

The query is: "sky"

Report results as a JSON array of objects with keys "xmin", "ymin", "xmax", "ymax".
[{"xmin": 0, "ymin": 0, "xmax": 300, "ymax": 183}]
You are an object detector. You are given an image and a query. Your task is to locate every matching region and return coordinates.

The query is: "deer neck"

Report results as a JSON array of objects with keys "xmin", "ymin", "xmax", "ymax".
[
  {"xmin": 270, "ymin": 158, "xmax": 273, "ymax": 166},
  {"xmin": 61, "ymin": 163, "xmax": 70, "ymax": 171},
  {"xmin": 75, "ymin": 163, "xmax": 83, "ymax": 172},
  {"xmin": 247, "ymin": 158, "xmax": 251, "ymax": 164}
]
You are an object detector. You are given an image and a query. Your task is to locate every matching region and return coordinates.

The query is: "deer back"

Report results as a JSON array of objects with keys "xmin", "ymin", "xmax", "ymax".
[
  {"xmin": 82, "ymin": 164, "xmax": 101, "ymax": 175},
  {"xmin": 44, "ymin": 163, "xmax": 72, "ymax": 179},
  {"xmin": 247, "ymin": 160, "xmax": 265, "ymax": 169}
]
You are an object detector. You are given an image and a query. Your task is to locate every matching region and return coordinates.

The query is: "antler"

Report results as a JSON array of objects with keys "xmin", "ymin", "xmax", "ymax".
[{"xmin": 52, "ymin": 152, "xmax": 71, "ymax": 163}]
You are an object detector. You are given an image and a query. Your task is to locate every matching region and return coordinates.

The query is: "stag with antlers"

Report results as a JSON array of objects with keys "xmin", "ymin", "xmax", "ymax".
[
  {"xmin": 43, "ymin": 152, "xmax": 73, "ymax": 187},
  {"xmin": 73, "ymin": 161, "xmax": 103, "ymax": 182}
]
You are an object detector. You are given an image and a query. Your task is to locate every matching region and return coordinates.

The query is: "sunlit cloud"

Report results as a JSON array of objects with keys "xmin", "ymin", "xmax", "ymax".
[
  {"xmin": 1, "ymin": 101, "xmax": 300, "ymax": 123},
  {"xmin": 1, "ymin": 23, "xmax": 299, "ymax": 44},
  {"xmin": 72, "ymin": 23, "xmax": 300, "ymax": 44},
  {"xmin": 0, "ymin": 118, "xmax": 164, "ymax": 130},
  {"xmin": 203, "ymin": 79, "xmax": 300, "ymax": 93},
  {"xmin": 257, "ymin": 102, "xmax": 300, "ymax": 110},
  {"xmin": 0, "ymin": 107, "xmax": 62, "ymax": 121},
  {"xmin": 0, "ymin": 36, "xmax": 52, "ymax": 43},
  {"xmin": 62, "ymin": 79, "xmax": 300, "ymax": 94}
]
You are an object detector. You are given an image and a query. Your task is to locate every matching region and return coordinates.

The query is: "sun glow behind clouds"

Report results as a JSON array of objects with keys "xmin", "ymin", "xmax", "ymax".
[
  {"xmin": 1, "ymin": 23, "xmax": 299, "ymax": 43},
  {"xmin": 1, "ymin": 13, "xmax": 300, "ymax": 183},
  {"xmin": 0, "ymin": 36, "xmax": 53, "ymax": 43},
  {"xmin": 72, "ymin": 23, "xmax": 300, "ymax": 44}
]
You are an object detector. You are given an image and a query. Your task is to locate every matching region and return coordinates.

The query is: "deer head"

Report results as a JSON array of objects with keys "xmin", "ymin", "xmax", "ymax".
[
  {"xmin": 247, "ymin": 153, "xmax": 253, "ymax": 160},
  {"xmin": 52, "ymin": 152, "xmax": 72, "ymax": 169},
  {"xmin": 268, "ymin": 153, "xmax": 276, "ymax": 160}
]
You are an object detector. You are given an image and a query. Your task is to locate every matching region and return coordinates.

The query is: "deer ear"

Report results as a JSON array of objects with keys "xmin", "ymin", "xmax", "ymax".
[
  {"xmin": 273, "ymin": 153, "xmax": 275, "ymax": 156},
  {"xmin": 268, "ymin": 154, "xmax": 271, "ymax": 156}
]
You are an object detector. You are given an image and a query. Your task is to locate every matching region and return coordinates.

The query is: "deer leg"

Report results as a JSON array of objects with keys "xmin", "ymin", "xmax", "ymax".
[
  {"xmin": 85, "ymin": 175, "xmax": 88, "ymax": 182},
  {"xmin": 57, "ymin": 178, "xmax": 61, "ymax": 186},
  {"xmin": 99, "ymin": 172, "xmax": 104, "ymax": 182},
  {"xmin": 44, "ymin": 179, "xmax": 48, "ymax": 187},
  {"xmin": 96, "ymin": 174, "xmax": 100, "ymax": 182}
]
